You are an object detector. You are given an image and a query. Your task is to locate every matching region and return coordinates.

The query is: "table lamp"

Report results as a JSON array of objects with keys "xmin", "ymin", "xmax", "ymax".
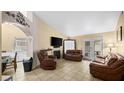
[{"xmin": 107, "ymin": 43, "xmax": 115, "ymax": 53}]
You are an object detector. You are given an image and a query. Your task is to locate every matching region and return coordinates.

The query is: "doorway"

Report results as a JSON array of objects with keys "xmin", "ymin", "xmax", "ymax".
[
  {"xmin": 1, "ymin": 11, "xmax": 33, "ymax": 81},
  {"xmin": 84, "ymin": 38, "xmax": 103, "ymax": 60},
  {"xmin": 14, "ymin": 37, "xmax": 33, "ymax": 62}
]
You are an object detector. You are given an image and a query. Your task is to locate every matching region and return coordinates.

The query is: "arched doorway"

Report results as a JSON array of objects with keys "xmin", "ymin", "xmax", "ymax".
[
  {"xmin": 1, "ymin": 11, "xmax": 33, "ymax": 80},
  {"xmin": 2, "ymin": 23, "xmax": 33, "ymax": 61}
]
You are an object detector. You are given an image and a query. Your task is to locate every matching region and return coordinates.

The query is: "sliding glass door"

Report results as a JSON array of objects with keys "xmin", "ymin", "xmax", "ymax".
[
  {"xmin": 94, "ymin": 40, "xmax": 103, "ymax": 59},
  {"xmin": 84, "ymin": 39, "xmax": 103, "ymax": 60},
  {"xmin": 85, "ymin": 41, "xmax": 94, "ymax": 60}
]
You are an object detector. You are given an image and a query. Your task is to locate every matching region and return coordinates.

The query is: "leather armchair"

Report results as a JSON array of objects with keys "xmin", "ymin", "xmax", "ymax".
[
  {"xmin": 90, "ymin": 53, "xmax": 124, "ymax": 81},
  {"xmin": 64, "ymin": 50, "xmax": 83, "ymax": 61},
  {"xmin": 37, "ymin": 50, "xmax": 57, "ymax": 70}
]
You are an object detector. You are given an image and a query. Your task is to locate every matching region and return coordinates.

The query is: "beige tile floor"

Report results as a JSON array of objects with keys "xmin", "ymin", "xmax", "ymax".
[{"xmin": 2, "ymin": 59, "xmax": 101, "ymax": 81}]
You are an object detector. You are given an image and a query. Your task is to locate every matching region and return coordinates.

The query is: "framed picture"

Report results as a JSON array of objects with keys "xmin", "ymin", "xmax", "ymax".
[{"xmin": 117, "ymin": 26, "xmax": 123, "ymax": 42}]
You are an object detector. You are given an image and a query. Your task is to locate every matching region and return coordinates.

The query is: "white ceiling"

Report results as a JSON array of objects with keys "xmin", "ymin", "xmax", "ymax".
[{"xmin": 34, "ymin": 11, "xmax": 121, "ymax": 37}]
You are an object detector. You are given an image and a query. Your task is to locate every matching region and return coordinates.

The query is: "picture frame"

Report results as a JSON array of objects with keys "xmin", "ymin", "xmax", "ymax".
[{"xmin": 117, "ymin": 26, "xmax": 123, "ymax": 42}]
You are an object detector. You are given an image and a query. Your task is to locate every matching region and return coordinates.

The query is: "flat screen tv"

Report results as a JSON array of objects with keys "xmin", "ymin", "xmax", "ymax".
[{"xmin": 51, "ymin": 37, "xmax": 62, "ymax": 47}]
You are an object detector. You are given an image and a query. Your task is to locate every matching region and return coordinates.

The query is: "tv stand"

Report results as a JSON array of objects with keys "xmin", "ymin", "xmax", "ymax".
[{"xmin": 53, "ymin": 50, "xmax": 61, "ymax": 59}]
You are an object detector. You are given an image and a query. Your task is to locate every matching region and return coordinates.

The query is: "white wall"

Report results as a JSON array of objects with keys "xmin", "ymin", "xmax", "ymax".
[
  {"xmin": 21, "ymin": 11, "xmax": 33, "ymax": 22},
  {"xmin": 2, "ymin": 23, "xmax": 27, "ymax": 51},
  {"xmin": 32, "ymin": 14, "xmax": 67, "ymax": 68}
]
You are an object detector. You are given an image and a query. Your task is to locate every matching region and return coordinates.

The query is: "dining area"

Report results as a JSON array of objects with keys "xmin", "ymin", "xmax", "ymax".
[
  {"xmin": 1, "ymin": 51, "xmax": 17, "ymax": 75},
  {"xmin": 1, "ymin": 50, "xmax": 33, "ymax": 81}
]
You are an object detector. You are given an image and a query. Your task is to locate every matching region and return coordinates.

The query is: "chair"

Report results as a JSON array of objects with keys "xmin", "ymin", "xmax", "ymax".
[
  {"xmin": 90, "ymin": 53, "xmax": 124, "ymax": 80},
  {"xmin": 6, "ymin": 52, "xmax": 17, "ymax": 72},
  {"xmin": 37, "ymin": 50, "xmax": 57, "ymax": 70},
  {"xmin": 64, "ymin": 50, "xmax": 83, "ymax": 61}
]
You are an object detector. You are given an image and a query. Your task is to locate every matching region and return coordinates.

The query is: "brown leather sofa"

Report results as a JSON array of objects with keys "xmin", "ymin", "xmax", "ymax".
[
  {"xmin": 90, "ymin": 53, "xmax": 124, "ymax": 81},
  {"xmin": 37, "ymin": 50, "xmax": 57, "ymax": 70},
  {"xmin": 64, "ymin": 50, "xmax": 83, "ymax": 61}
]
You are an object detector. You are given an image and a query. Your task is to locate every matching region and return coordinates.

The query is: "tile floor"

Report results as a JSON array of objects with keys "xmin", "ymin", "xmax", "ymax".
[{"xmin": 2, "ymin": 59, "xmax": 101, "ymax": 81}]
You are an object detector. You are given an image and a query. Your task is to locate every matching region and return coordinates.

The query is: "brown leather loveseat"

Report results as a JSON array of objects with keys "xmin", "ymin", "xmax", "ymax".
[
  {"xmin": 37, "ymin": 50, "xmax": 57, "ymax": 70},
  {"xmin": 90, "ymin": 53, "xmax": 124, "ymax": 80},
  {"xmin": 64, "ymin": 50, "xmax": 83, "ymax": 61}
]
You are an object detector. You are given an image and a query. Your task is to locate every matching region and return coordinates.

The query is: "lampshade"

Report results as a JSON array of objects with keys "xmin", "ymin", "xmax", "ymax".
[{"xmin": 107, "ymin": 43, "xmax": 114, "ymax": 48}]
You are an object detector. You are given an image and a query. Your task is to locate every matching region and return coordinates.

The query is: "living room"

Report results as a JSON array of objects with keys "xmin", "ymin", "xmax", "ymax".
[
  {"xmin": 0, "ymin": 11, "xmax": 124, "ymax": 81},
  {"xmin": 1, "ymin": 0, "xmax": 124, "ymax": 93}
]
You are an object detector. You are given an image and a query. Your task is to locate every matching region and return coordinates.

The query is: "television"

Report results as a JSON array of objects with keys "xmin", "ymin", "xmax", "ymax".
[{"xmin": 51, "ymin": 37, "xmax": 62, "ymax": 47}]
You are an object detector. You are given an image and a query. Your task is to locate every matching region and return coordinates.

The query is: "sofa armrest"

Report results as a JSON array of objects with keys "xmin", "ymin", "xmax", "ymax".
[
  {"xmin": 97, "ymin": 55, "xmax": 106, "ymax": 59},
  {"xmin": 90, "ymin": 62, "xmax": 120, "ymax": 74},
  {"xmin": 90, "ymin": 62, "xmax": 111, "ymax": 70},
  {"xmin": 92, "ymin": 60, "xmax": 105, "ymax": 64}
]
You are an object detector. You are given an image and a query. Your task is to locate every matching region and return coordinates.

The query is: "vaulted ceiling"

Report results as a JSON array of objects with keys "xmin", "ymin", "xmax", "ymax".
[{"xmin": 34, "ymin": 11, "xmax": 121, "ymax": 36}]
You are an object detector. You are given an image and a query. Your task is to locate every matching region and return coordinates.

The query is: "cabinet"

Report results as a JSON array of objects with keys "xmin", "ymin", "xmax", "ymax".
[{"xmin": 54, "ymin": 50, "xmax": 61, "ymax": 59}]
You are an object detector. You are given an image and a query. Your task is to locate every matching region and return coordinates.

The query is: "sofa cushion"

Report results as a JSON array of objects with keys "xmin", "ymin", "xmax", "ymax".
[
  {"xmin": 111, "ymin": 54, "xmax": 124, "ymax": 68},
  {"xmin": 107, "ymin": 53, "xmax": 118, "ymax": 66}
]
